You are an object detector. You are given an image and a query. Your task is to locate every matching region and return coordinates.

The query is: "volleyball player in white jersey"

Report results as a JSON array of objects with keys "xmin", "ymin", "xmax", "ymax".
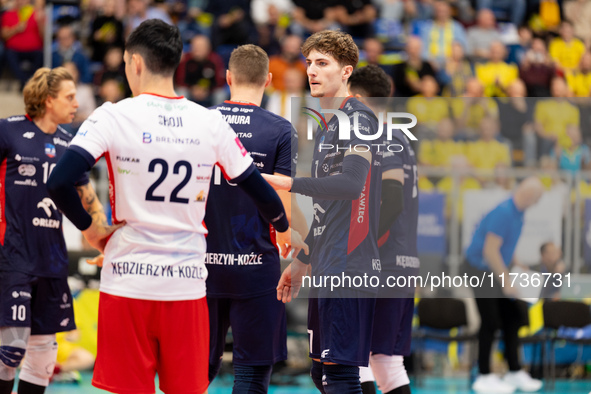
[{"xmin": 47, "ymin": 19, "xmax": 301, "ymax": 394}]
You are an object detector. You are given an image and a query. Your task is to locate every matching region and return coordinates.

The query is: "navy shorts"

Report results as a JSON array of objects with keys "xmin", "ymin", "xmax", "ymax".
[
  {"xmin": 370, "ymin": 297, "xmax": 414, "ymax": 356},
  {"xmin": 0, "ymin": 271, "xmax": 75, "ymax": 335},
  {"xmin": 308, "ymin": 294, "xmax": 376, "ymax": 366},
  {"xmin": 208, "ymin": 292, "xmax": 287, "ymax": 367}
]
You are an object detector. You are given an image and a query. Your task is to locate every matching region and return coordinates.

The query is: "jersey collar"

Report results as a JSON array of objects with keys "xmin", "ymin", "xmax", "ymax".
[{"xmin": 140, "ymin": 92, "xmax": 185, "ymax": 99}]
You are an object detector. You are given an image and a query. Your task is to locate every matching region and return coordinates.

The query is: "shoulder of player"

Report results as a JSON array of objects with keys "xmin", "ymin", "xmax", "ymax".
[
  {"xmin": 0, "ymin": 115, "xmax": 27, "ymax": 127},
  {"xmin": 256, "ymin": 106, "xmax": 293, "ymax": 134},
  {"xmin": 342, "ymin": 98, "xmax": 378, "ymax": 123},
  {"xmin": 55, "ymin": 125, "xmax": 74, "ymax": 141},
  {"xmin": 0, "ymin": 116, "xmax": 28, "ymax": 138}
]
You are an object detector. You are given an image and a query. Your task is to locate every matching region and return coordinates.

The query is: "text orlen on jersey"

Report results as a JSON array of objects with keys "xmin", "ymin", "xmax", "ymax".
[{"xmin": 303, "ymin": 108, "xmax": 417, "ymax": 152}]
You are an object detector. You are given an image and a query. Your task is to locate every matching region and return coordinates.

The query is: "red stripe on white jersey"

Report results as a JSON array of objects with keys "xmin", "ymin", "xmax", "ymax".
[{"xmin": 104, "ymin": 152, "xmax": 120, "ymax": 224}]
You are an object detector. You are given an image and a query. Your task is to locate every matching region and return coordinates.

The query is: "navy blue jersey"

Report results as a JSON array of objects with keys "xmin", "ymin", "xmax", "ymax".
[
  {"xmin": 378, "ymin": 128, "xmax": 419, "ymax": 297},
  {"xmin": 379, "ymin": 129, "xmax": 419, "ymax": 265},
  {"xmin": 0, "ymin": 115, "xmax": 89, "ymax": 278},
  {"xmin": 204, "ymin": 101, "xmax": 295, "ymax": 298},
  {"xmin": 306, "ymin": 97, "xmax": 382, "ymax": 282}
]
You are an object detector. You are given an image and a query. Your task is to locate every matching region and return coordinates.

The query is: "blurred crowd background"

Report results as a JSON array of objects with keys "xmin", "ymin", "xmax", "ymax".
[
  {"xmin": 1, "ymin": 0, "xmax": 590, "ymax": 183},
  {"xmin": 1, "ymin": 0, "xmax": 591, "ymax": 384}
]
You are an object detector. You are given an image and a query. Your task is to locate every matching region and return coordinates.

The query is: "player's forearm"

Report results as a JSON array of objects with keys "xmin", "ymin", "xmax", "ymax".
[
  {"xmin": 291, "ymin": 154, "xmax": 370, "ymax": 200},
  {"xmin": 236, "ymin": 166, "xmax": 289, "ymax": 232},
  {"xmin": 290, "ymin": 202, "xmax": 309, "ymax": 238},
  {"xmin": 76, "ymin": 183, "xmax": 108, "ymax": 227},
  {"xmin": 47, "ymin": 149, "xmax": 93, "ymax": 231},
  {"xmin": 483, "ymin": 247, "xmax": 510, "ymax": 279},
  {"xmin": 378, "ymin": 179, "xmax": 404, "ymax": 238}
]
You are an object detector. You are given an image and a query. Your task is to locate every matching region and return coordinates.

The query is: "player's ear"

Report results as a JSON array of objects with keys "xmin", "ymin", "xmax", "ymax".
[
  {"xmin": 226, "ymin": 70, "xmax": 232, "ymax": 86},
  {"xmin": 45, "ymin": 95, "xmax": 54, "ymax": 112},
  {"xmin": 131, "ymin": 53, "xmax": 142, "ymax": 76},
  {"xmin": 342, "ymin": 65, "xmax": 353, "ymax": 80},
  {"xmin": 265, "ymin": 73, "xmax": 272, "ymax": 89}
]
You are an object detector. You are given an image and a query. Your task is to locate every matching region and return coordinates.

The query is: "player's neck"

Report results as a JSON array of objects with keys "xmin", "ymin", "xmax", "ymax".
[
  {"xmin": 33, "ymin": 116, "xmax": 58, "ymax": 135},
  {"xmin": 318, "ymin": 84, "xmax": 351, "ymax": 109},
  {"xmin": 319, "ymin": 96, "xmax": 350, "ymax": 111},
  {"xmin": 137, "ymin": 77, "xmax": 178, "ymax": 99},
  {"xmin": 229, "ymin": 87, "xmax": 263, "ymax": 106}
]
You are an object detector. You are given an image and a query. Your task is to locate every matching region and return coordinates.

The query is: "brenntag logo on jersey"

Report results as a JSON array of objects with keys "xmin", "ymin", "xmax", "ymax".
[{"xmin": 302, "ymin": 107, "xmax": 417, "ymax": 153}]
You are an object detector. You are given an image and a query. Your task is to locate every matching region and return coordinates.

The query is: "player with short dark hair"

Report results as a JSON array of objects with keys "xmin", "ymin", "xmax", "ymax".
[
  {"xmin": 47, "ymin": 19, "xmax": 297, "ymax": 393},
  {"xmin": 205, "ymin": 43, "xmax": 308, "ymax": 393},
  {"xmin": 0, "ymin": 67, "xmax": 106, "ymax": 394},
  {"xmin": 265, "ymin": 30, "xmax": 383, "ymax": 394},
  {"xmin": 349, "ymin": 65, "xmax": 417, "ymax": 394}
]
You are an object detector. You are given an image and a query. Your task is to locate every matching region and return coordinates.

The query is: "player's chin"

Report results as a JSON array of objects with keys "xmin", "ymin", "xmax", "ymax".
[{"xmin": 310, "ymin": 89, "xmax": 324, "ymax": 98}]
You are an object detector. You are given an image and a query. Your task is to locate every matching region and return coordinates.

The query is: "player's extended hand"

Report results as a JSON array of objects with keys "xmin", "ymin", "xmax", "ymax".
[
  {"xmin": 82, "ymin": 220, "xmax": 126, "ymax": 253},
  {"xmin": 86, "ymin": 254, "xmax": 104, "ymax": 267},
  {"xmin": 276, "ymin": 227, "xmax": 309, "ymax": 259},
  {"xmin": 261, "ymin": 173, "xmax": 293, "ymax": 191},
  {"xmin": 277, "ymin": 258, "xmax": 309, "ymax": 303}
]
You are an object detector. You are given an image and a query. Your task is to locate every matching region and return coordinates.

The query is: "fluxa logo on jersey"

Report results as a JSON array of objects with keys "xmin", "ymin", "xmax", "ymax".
[{"xmin": 302, "ymin": 107, "xmax": 417, "ymax": 152}]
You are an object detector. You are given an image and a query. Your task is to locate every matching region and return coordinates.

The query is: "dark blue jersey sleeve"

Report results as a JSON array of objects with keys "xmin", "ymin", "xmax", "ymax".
[
  {"xmin": 47, "ymin": 148, "xmax": 93, "ymax": 230},
  {"xmin": 273, "ymin": 123, "xmax": 295, "ymax": 177}
]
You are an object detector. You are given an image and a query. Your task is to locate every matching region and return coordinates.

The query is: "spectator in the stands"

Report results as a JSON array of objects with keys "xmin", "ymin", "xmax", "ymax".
[
  {"xmin": 52, "ymin": 24, "xmax": 92, "ymax": 84},
  {"xmin": 331, "ymin": 0, "xmax": 377, "ymax": 39},
  {"xmin": 563, "ymin": 0, "xmax": 591, "ymax": 48},
  {"xmin": 266, "ymin": 67, "xmax": 308, "ymax": 122},
  {"xmin": 358, "ymin": 37, "xmax": 395, "ymax": 76},
  {"xmin": 498, "ymin": 79, "xmax": 536, "ymax": 167},
  {"xmin": 549, "ymin": 21, "xmax": 586, "ymax": 72},
  {"xmin": 506, "ymin": 26, "xmax": 533, "ymax": 65},
  {"xmin": 98, "ymin": 77, "xmax": 124, "ymax": 105},
  {"xmin": 251, "ymin": 0, "xmax": 292, "ymax": 56},
  {"xmin": 175, "ymin": 34, "xmax": 225, "ymax": 107},
  {"xmin": 519, "ymin": 38, "xmax": 555, "ymax": 97},
  {"xmin": 415, "ymin": 0, "xmax": 467, "ymax": 69},
  {"xmin": 466, "ymin": 115, "xmax": 511, "ymax": 171},
  {"xmin": 537, "ymin": 241, "xmax": 565, "ymax": 299},
  {"xmin": 404, "ymin": 0, "xmax": 435, "ymax": 21},
  {"xmin": 1, "ymin": 0, "xmax": 44, "ymax": 89},
  {"xmin": 93, "ymin": 46, "xmax": 129, "ymax": 98},
  {"xmin": 452, "ymin": 78, "xmax": 499, "ymax": 139},
  {"xmin": 268, "ymin": 34, "xmax": 306, "ymax": 93},
  {"xmin": 552, "ymin": 124, "xmax": 591, "ymax": 174},
  {"xmin": 406, "ymin": 75, "xmax": 449, "ymax": 136},
  {"xmin": 439, "ymin": 41, "xmax": 473, "ymax": 97},
  {"xmin": 467, "ymin": 9, "xmax": 501, "ymax": 63},
  {"xmin": 62, "ymin": 62, "xmax": 96, "ymax": 132},
  {"xmin": 88, "ymin": 0, "xmax": 124, "ymax": 63},
  {"xmin": 534, "ymin": 77, "xmax": 580, "ymax": 156},
  {"xmin": 126, "ymin": 0, "xmax": 172, "ymax": 37},
  {"xmin": 290, "ymin": 0, "xmax": 340, "ymax": 36},
  {"xmin": 418, "ymin": 117, "xmax": 466, "ymax": 167},
  {"xmin": 566, "ymin": 52, "xmax": 591, "ymax": 96},
  {"xmin": 475, "ymin": 41, "xmax": 518, "ymax": 97},
  {"xmin": 207, "ymin": 0, "xmax": 253, "ymax": 47},
  {"xmin": 392, "ymin": 35, "xmax": 436, "ymax": 97}
]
